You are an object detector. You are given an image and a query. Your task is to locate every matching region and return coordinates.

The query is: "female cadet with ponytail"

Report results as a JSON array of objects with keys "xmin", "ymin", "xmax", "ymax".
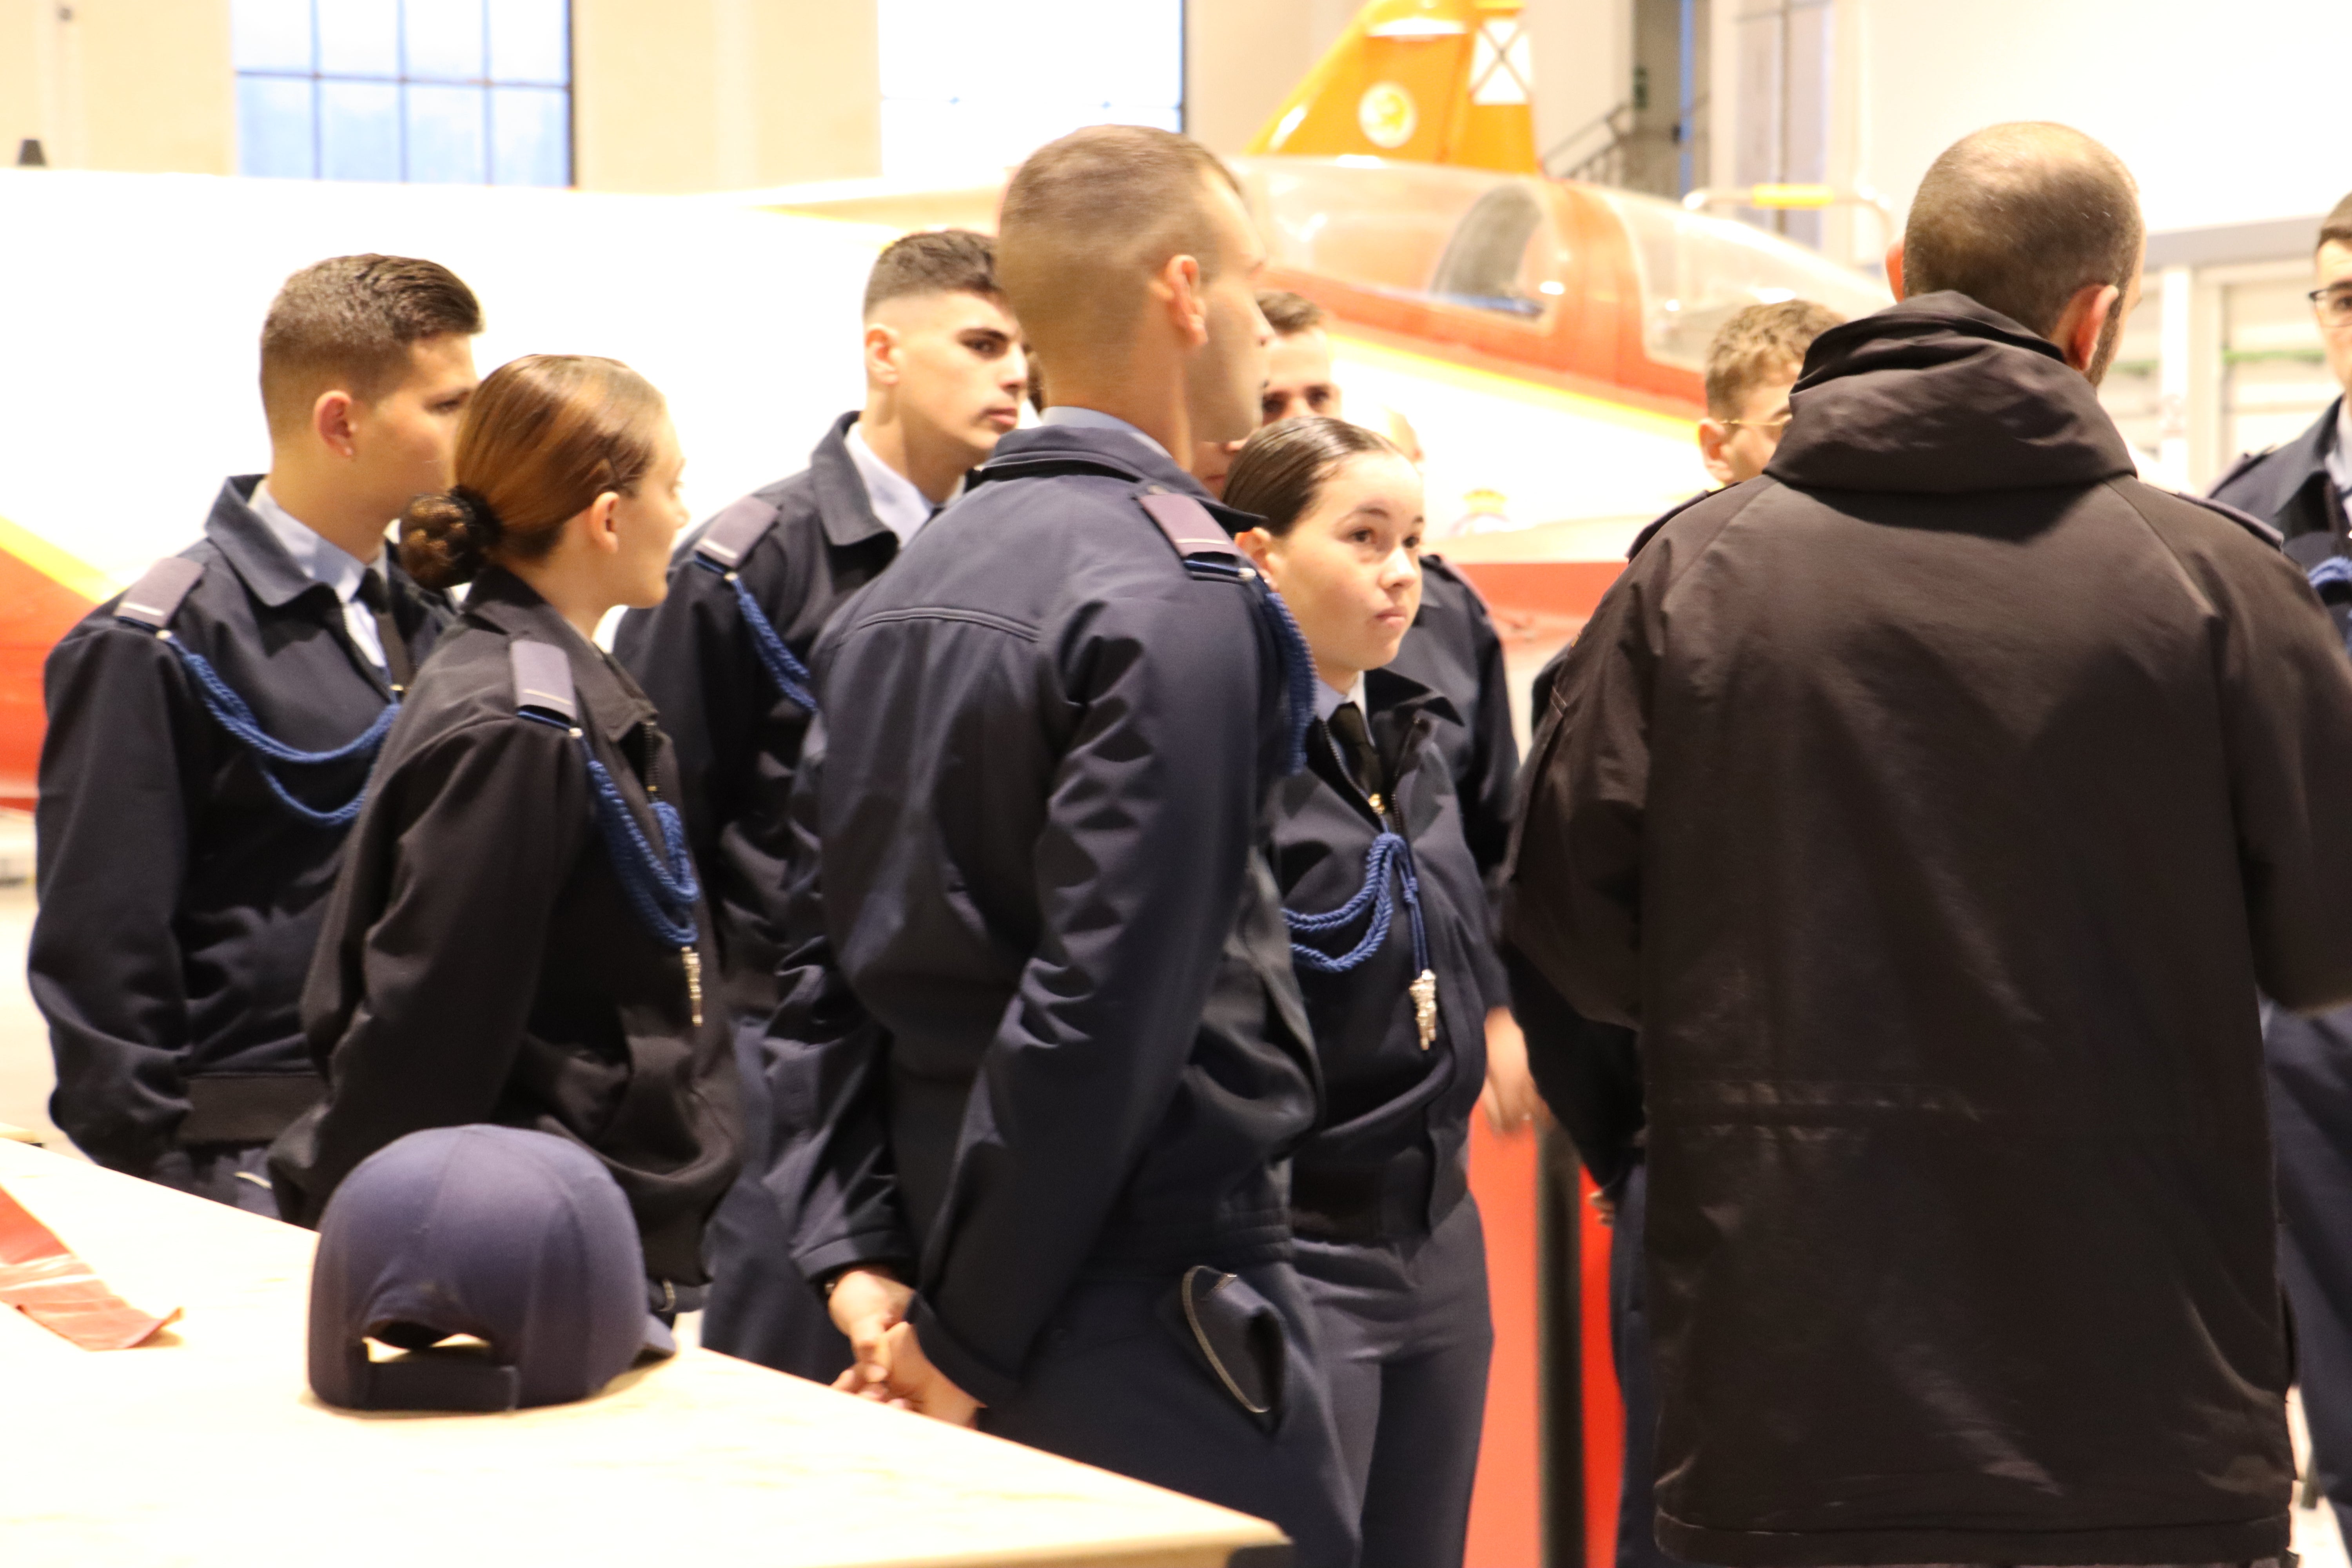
[
  {"xmin": 269, "ymin": 355, "xmax": 741, "ymax": 1305},
  {"xmin": 1222, "ymin": 417, "xmax": 1495, "ymax": 1568}
]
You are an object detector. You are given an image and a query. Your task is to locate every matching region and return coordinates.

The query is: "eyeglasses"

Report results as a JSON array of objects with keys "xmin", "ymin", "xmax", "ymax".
[
  {"xmin": 2309, "ymin": 287, "xmax": 2352, "ymax": 327},
  {"xmin": 1721, "ymin": 416, "xmax": 1791, "ymax": 435}
]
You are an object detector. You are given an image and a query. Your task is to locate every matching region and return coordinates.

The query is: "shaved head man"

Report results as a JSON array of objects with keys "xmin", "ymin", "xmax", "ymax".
[
  {"xmin": 1510, "ymin": 122, "xmax": 2352, "ymax": 1567},
  {"xmin": 767, "ymin": 126, "xmax": 1356, "ymax": 1566},
  {"xmin": 1893, "ymin": 121, "xmax": 2145, "ymax": 384}
]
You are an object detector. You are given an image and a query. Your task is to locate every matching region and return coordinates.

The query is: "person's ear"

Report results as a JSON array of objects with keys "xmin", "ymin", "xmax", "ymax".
[
  {"xmin": 1161, "ymin": 253, "xmax": 1209, "ymax": 348},
  {"xmin": 312, "ymin": 389, "xmax": 359, "ymax": 461},
  {"xmin": 1697, "ymin": 418, "xmax": 1737, "ymax": 487},
  {"xmin": 1234, "ymin": 524, "xmax": 1278, "ymax": 581},
  {"xmin": 2056, "ymin": 282, "xmax": 2120, "ymax": 376},
  {"xmin": 863, "ymin": 321, "xmax": 903, "ymax": 387},
  {"xmin": 581, "ymin": 492, "xmax": 622, "ymax": 556},
  {"xmin": 1883, "ymin": 238, "xmax": 1906, "ymax": 298}
]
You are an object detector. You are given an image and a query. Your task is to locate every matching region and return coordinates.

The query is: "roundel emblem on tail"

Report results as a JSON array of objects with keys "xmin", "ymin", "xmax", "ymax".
[{"xmin": 1357, "ymin": 82, "xmax": 1417, "ymax": 149}]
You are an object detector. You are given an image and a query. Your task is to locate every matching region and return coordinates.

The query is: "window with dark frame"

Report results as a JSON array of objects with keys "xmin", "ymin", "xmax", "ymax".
[{"xmin": 234, "ymin": 0, "xmax": 572, "ymax": 187}]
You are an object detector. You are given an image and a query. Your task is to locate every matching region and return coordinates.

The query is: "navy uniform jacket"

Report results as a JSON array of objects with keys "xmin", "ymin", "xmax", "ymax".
[
  {"xmin": 1382, "ymin": 555, "xmax": 1515, "ymax": 1011},
  {"xmin": 2213, "ymin": 397, "xmax": 2348, "ymax": 547},
  {"xmin": 30, "ymin": 477, "xmax": 450, "ymax": 1175},
  {"xmin": 768, "ymin": 422, "xmax": 1319, "ymax": 1405},
  {"xmin": 269, "ymin": 569, "xmax": 742, "ymax": 1284},
  {"xmin": 1278, "ymin": 670, "xmax": 1490, "ymax": 1242},
  {"xmin": 612, "ymin": 412, "xmax": 897, "ymax": 1017}
]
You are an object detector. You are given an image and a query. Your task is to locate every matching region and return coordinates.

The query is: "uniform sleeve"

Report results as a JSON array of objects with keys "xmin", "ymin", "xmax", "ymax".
[
  {"xmin": 907, "ymin": 591, "xmax": 1267, "ymax": 1405},
  {"xmin": 26, "ymin": 621, "xmax": 206, "ymax": 1174},
  {"xmin": 2213, "ymin": 541, "xmax": 2352, "ymax": 1012},
  {"xmin": 1502, "ymin": 550, "xmax": 1665, "ymax": 1031},
  {"xmin": 1455, "ymin": 575, "xmax": 1522, "ymax": 887},
  {"xmin": 272, "ymin": 717, "xmax": 584, "ymax": 1221},
  {"xmin": 762, "ymin": 726, "xmax": 916, "ymax": 1285}
]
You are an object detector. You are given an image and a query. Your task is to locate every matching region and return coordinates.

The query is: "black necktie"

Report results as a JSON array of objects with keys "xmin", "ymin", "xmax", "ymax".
[
  {"xmin": 357, "ymin": 568, "xmax": 415, "ymax": 693},
  {"xmin": 1327, "ymin": 700, "xmax": 1385, "ymax": 808}
]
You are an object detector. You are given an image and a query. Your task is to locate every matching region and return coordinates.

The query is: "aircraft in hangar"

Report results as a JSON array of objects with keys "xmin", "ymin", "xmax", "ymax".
[{"xmin": 0, "ymin": 0, "xmax": 1886, "ymax": 804}]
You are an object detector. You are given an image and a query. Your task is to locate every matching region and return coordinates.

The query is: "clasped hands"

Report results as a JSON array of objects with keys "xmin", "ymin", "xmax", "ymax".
[{"xmin": 825, "ymin": 1266, "xmax": 982, "ymax": 1427}]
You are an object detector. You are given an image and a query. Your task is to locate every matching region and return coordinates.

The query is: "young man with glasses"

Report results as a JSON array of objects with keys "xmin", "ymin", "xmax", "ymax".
[
  {"xmin": 2210, "ymin": 189, "xmax": 2352, "ymax": 1528},
  {"xmin": 2212, "ymin": 193, "xmax": 2352, "ymax": 545},
  {"xmin": 1698, "ymin": 299, "xmax": 1846, "ymax": 487}
]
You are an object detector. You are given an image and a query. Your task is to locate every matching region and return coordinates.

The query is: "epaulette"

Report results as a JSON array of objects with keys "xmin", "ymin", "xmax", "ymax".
[
  {"xmin": 691, "ymin": 497, "xmax": 779, "ymax": 572},
  {"xmin": 1625, "ymin": 486, "xmax": 1728, "ymax": 561},
  {"xmin": 1136, "ymin": 485, "xmax": 1242, "ymax": 569},
  {"xmin": 2180, "ymin": 493, "xmax": 2286, "ymax": 550},
  {"xmin": 2210, "ymin": 445, "xmax": 2280, "ymax": 496},
  {"xmin": 113, "ymin": 556, "xmax": 205, "ymax": 632},
  {"xmin": 511, "ymin": 641, "xmax": 578, "ymax": 727}
]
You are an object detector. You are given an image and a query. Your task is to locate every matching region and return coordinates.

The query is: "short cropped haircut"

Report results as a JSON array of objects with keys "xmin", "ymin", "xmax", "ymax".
[
  {"xmin": 863, "ymin": 228, "xmax": 1000, "ymax": 317},
  {"xmin": 2321, "ymin": 192, "xmax": 2352, "ymax": 254},
  {"xmin": 998, "ymin": 125, "xmax": 1240, "ymax": 369},
  {"xmin": 1902, "ymin": 123, "xmax": 2142, "ymax": 338},
  {"xmin": 259, "ymin": 254, "xmax": 482, "ymax": 434},
  {"xmin": 1258, "ymin": 289, "xmax": 1327, "ymax": 338},
  {"xmin": 1704, "ymin": 299, "xmax": 1844, "ymax": 417}
]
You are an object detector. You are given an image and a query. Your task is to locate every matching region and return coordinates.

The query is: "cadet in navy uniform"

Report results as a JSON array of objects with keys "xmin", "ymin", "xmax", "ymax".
[
  {"xmin": 612, "ymin": 230, "xmax": 1024, "ymax": 1379},
  {"xmin": 2211, "ymin": 189, "xmax": 2352, "ymax": 1524},
  {"xmin": 1225, "ymin": 417, "xmax": 1495, "ymax": 1568},
  {"xmin": 269, "ymin": 355, "xmax": 740, "ymax": 1302},
  {"xmin": 767, "ymin": 127, "xmax": 1356, "ymax": 1566},
  {"xmin": 1214, "ymin": 290, "xmax": 1538, "ymax": 1135},
  {"xmin": 30, "ymin": 256, "xmax": 480, "ymax": 1214}
]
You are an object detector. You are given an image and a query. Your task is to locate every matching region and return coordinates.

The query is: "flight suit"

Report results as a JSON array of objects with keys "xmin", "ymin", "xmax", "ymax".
[
  {"xmin": 269, "ymin": 567, "xmax": 742, "ymax": 1290},
  {"xmin": 1276, "ymin": 669, "xmax": 1496, "ymax": 1568},
  {"xmin": 767, "ymin": 419, "xmax": 1357, "ymax": 1568},
  {"xmin": 613, "ymin": 411, "xmax": 898, "ymax": 1377},
  {"xmin": 2214, "ymin": 398, "xmax": 2352, "ymax": 1517},
  {"xmin": 30, "ymin": 477, "xmax": 448, "ymax": 1212}
]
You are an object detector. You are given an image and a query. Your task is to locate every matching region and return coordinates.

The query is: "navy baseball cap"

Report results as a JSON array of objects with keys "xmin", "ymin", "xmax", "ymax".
[{"xmin": 307, "ymin": 1124, "xmax": 674, "ymax": 1412}]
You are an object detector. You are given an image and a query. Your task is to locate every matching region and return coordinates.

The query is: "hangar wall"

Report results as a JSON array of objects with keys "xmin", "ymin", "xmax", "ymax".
[{"xmin": 0, "ymin": 0, "xmax": 884, "ymax": 191}]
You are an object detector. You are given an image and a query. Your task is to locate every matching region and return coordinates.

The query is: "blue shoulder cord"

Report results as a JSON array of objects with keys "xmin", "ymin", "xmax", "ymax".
[
  {"xmin": 1183, "ymin": 558, "xmax": 1314, "ymax": 775},
  {"xmin": 128, "ymin": 621, "xmax": 396, "ymax": 829},
  {"xmin": 688, "ymin": 556, "xmax": 818, "ymax": 713},
  {"xmin": 515, "ymin": 709, "xmax": 702, "ymax": 948}
]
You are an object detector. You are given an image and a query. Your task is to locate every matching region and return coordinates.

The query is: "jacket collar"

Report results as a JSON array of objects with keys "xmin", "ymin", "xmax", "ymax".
[
  {"xmin": 463, "ymin": 567, "xmax": 658, "ymax": 746},
  {"xmin": 206, "ymin": 475, "xmax": 336, "ymax": 610},
  {"xmin": 1366, "ymin": 663, "xmax": 1463, "ymax": 735},
  {"xmin": 1766, "ymin": 291, "xmax": 2138, "ymax": 495},
  {"xmin": 807, "ymin": 411, "xmax": 900, "ymax": 551},
  {"xmin": 971, "ymin": 422, "xmax": 1216, "ymax": 500}
]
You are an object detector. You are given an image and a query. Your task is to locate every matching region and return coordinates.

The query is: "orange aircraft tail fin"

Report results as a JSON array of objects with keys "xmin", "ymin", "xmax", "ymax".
[{"xmin": 1247, "ymin": 0, "xmax": 1537, "ymax": 174}]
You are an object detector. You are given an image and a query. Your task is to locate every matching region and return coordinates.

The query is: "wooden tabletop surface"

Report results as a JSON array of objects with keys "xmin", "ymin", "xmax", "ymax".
[{"xmin": 0, "ymin": 1140, "xmax": 1287, "ymax": 1567}]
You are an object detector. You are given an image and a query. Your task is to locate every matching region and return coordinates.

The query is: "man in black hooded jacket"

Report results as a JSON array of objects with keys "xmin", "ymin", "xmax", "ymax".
[{"xmin": 1508, "ymin": 122, "xmax": 2352, "ymax": 1567}]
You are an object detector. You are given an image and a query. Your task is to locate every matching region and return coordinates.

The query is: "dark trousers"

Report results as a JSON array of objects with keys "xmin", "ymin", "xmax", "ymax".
[
  {"xmin": 1611, "ymin": 1161, "xmax": 1674, "ymax": 1568},
  {"xmin": 151, "ymin": 1142, "xmax": 280, "ymax": 1218},
  {"xmin": 699, "ymin": 1019, "xmax": 853, "ymax": 1382},
  {"xmin": 1293, "ymin": 1194, "xmax": 1492, "ymax": 1568},
  {"xmin": 983, "ymin": 1260, "xmax": 1361, "ymax": 1568},
  {"xmin": 2269, "ymin": 1002, "xmax": 2352, "ymax": 1513}
]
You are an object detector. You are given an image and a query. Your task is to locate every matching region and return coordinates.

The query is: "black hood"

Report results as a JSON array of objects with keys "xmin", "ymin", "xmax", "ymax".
[{"xmin": 1766, "ymin": 290, "xmax": 2138, "ymax": 494}]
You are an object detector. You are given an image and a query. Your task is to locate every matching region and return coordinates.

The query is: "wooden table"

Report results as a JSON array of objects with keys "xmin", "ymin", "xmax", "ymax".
[{"xmin": 0, "ymin": 1142, "xmax": 1288, "ymax": 1567}]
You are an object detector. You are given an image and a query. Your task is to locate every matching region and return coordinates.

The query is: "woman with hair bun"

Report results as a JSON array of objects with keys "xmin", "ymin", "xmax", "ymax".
[
  {"xmin": 1222, "ymin": 416, "xmax": 1495, "ymax": 1568},
  {"xmin": 269, "ymin": 354, "xmax": 740, "ymax": 1307}
]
